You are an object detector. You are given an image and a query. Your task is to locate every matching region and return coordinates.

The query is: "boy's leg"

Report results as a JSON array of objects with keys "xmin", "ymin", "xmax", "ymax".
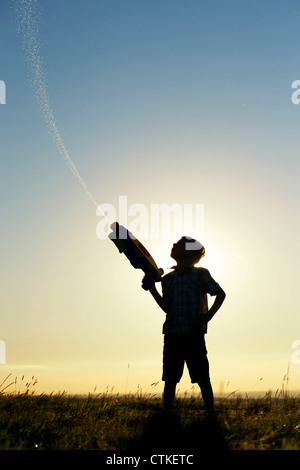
[
  {"xmin": 198, "ymin": 380, "xmax": 214, "ymax": 415},
  {"xmin": 162, "ymin": 381, "xmax": 177, "ymax": 414},
  {"xmin": 184, "ymin": 332, "xmax": 215, "ymax": 415},
  {"xmin": 162, "ymin": 334, "xmax": 184, "ymax": 414}
]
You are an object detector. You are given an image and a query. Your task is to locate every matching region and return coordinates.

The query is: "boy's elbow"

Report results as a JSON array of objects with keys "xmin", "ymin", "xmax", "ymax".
[{"xmin": 218, "ymin": 289, "xmax": 226, "ymax": 300}]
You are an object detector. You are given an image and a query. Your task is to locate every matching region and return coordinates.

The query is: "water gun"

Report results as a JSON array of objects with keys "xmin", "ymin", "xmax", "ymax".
[{"xmin": 108, "ymin": 222, "xmax": 164, "ymax": 290}]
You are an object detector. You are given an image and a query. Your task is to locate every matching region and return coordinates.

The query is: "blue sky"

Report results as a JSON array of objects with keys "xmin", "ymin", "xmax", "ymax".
[{"xmin": 0, "ymin": 0, "xmax": 300, "ymax": 394}]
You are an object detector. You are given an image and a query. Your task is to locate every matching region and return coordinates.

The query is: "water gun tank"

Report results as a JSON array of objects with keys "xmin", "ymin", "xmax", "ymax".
[{"xmin": 109, "ymin": 222, "xmax": 163, "ymax": 290}]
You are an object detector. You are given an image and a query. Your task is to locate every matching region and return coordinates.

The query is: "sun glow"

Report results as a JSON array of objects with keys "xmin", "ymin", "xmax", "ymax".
[{"xmin": 199, "ymin": 239, "xmax": 226, "ymax": 280}]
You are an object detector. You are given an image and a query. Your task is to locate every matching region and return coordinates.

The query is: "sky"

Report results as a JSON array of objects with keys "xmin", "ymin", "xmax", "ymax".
[{"xmin": 0, "ymin": 0, "xmax": 299, "ymax": 396}]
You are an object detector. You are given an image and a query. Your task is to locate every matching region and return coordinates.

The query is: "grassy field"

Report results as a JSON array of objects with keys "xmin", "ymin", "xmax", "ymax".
[{"xmin": 0, "ymin": 377, "xmax": 299, "ymax": 451}]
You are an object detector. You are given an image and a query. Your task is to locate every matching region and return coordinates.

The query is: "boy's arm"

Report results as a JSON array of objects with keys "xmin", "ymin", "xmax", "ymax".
[
  {"xmin": 202, "ymin": 288, "xmax": 226, "ymax": 323},
  {"xmin": 149, "ymin": 284, "xmax": 169, "ymax": 313}
]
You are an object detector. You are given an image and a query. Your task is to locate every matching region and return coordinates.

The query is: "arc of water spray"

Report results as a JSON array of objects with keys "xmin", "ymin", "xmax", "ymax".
[{"xmin": 12, "ymin": 0, "xmax": 105, "ymax": 214}]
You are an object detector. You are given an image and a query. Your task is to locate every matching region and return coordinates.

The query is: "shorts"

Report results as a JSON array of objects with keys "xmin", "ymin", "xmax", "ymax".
[{"xmin": 162, "ymin": 331, "xmax": 210, "ymax": 385}]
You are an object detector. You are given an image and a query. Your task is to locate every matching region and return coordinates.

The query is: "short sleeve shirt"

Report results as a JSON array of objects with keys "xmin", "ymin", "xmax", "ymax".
[{"xmin": 161, "ymin": 266, "xmax": 222, "ymax": 335}]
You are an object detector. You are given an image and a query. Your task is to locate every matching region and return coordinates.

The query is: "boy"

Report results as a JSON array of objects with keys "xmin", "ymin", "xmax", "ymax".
[{"xmin": 148, "ymin": 236, "xmax": 225, "ymax": 415}]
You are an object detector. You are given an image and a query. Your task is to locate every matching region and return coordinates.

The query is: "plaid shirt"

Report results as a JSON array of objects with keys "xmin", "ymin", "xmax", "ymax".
[{"xmin": 161, "ymin": 266, "xmax": 222, "ymax": 335}]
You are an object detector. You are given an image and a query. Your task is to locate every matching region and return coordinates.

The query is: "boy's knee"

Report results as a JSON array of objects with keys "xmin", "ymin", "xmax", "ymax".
[{"xmin": 197, "ymin": 379, "xmax": 212, "ymax": 389}]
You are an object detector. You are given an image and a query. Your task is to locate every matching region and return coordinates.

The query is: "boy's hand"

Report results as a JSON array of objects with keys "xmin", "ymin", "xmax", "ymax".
[
  {"xmin": 141, "ymin": 275, "xmax": 155, "ymax": 290},
  {"xmin": 192, "ymin": 313, "xmax": 211, "ymax": 327}
]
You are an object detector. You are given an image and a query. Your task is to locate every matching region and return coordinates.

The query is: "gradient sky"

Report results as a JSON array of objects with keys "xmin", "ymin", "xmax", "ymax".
[{"xmin": 1, "ymin": 0, "xmax": 299, "ymax": 396}]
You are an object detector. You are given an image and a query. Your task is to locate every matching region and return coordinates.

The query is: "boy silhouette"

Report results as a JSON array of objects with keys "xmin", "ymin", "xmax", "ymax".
[{"xmin": 148, "ymin": 236, "xmax": 225, "ymax": 415}]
